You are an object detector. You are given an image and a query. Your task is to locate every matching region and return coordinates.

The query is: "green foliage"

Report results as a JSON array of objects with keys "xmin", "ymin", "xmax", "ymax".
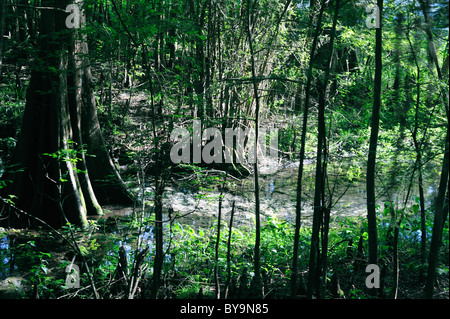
[
  {"xmin": 1, "ymin": 0, "xmax": 448, "ymax": 300},
  {"xmin": 41, "ymin": 140, "xmax": 94, "ymax": 183},
  {"xmin": 0, "ymin": 197, "xmax": 447, "ymax": 299}
]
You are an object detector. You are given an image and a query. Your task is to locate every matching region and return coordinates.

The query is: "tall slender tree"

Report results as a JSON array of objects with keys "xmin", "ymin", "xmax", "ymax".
[
  {"xmin": 0, "ymin": 0, "xmax": 6, "ymax": 80},
  {"xmin": 406, "ymin": 29, "xmax": 427, "ymax": 281},
  {"xmin": 307, "ymin": 0, "xmax": 340, "ymax": 299},
  {"xmin": 366, "ymin": 0, "xmax": 383, "ymax": 278},
  {"xmin": 424, "ymin": 127, "xmax": 449, "ymax": 298},
  {"xmin": 247, "ymin": 0, "xmax": 262, "ymax": 297},
  {"xmin": 416, "ymin": 0, "xmax": 450, "ymax": 299},
  {"xmin": 291, "ymin": 0, "xmax": 325, "ymax": 297}
]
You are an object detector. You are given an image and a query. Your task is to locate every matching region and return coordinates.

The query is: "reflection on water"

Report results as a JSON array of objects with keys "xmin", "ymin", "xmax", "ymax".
[
  {"xmin": 0, "ymin": 234, "xmax": 16, "ymax": 280},
  {"xmin": 1, "ymin": 236, "xmax": 9, "ymax": 264},
  {"xmin": 159, "ymin": 161, "xmax": 439, "ymax": 228}
]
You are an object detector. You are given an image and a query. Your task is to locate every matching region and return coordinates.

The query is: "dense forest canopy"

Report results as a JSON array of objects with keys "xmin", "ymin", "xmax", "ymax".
[{"xmin": 0, "ymin": 0, "xmax": 448, "ymax": 300}]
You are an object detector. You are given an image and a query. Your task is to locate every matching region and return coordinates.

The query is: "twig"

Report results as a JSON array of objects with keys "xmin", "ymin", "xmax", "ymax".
[
  {"xmin": 110, "ymin": 0, "xmax": 140, "ymax": 48},
  {"xmin": 0, "ymin": 196, "xmax": 74, "ymax": 250},
  {"xmin": 1, "ymin": 195, "xmax": 100, "ymax": 298}
]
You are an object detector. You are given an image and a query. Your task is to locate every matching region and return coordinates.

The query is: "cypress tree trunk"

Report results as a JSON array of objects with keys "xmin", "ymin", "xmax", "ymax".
[
  {"xmin": 3, "ymin": 0, "xmax": 133, "ymax": 228},
  {"xmin": 77, "ymin": 40, "xmax": 134, "ymax": 206}
]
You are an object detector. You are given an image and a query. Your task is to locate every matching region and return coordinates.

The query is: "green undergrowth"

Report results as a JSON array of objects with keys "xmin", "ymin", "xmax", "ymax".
[{"xmin": 1, "ymin": 200, "xmax": 448, "ymax": 299}]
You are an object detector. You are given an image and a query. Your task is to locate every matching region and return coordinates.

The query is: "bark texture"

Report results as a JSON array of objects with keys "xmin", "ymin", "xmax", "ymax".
[{"xmin": 2, "ymin": 0, "xmax": 133, "ymax": 228}]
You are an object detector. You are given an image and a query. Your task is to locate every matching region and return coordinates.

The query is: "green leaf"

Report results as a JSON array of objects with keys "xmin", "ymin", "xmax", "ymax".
[{"xmin": 79, "ymin": 246, "xmax": 89, "ymax": 257}]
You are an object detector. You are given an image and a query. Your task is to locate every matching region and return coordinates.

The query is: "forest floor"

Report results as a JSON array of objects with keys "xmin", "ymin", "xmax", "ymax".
[{"xmin": 1, "ymin": 211, "xmax": 449, "ymax": 299}]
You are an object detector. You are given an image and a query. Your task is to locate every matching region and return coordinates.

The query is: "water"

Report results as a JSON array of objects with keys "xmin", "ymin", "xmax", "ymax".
[
  {"xmin": 158, "ymin": 161, "xmax": 439, "ymax": 229},
  {"xmin": 0, "ymin": 234, "xmax": 15, "ymax": 280},
  {"xmin": 0, "ymin": 160, "xmax": 439, "ymax": 282}
]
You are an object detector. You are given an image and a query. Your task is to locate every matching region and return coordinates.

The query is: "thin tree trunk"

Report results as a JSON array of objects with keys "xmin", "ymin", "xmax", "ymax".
[
  {"xmin": 224, "ymin": 200, "xmax": 236, "ymax": 299},
  {"xmin": 291, "ymin": 0, "xmax": 325, "ymax": 298},
  {"xmin": 149, "ymin": 67, "xmax": 165, "ymax": 299},
  {"xmin": 418, "ymin": 0, "xmax": 442, "ymax": 79},
  {"xmin": 192, "ymin": 0, "xmax": 207, "ymax": 120},
  {"xmin": 68, "ymin": 3, "xmax": 102, "ymax": 217},
  {"xmin": 392, "ymin": 212, "xmax": 400, "ymax": 299},
  {"xmin": 215, "ymin": 174, "xmax": 226, "ymax": 299},
  {"xmin": 320, "ymin": 0, "xmax": 339, "ymax": 297},
  {"xmin": 417, "ymin": 0, "xmax": 449, "ymax": 112},
  {"xmin": 424, "ymin": 127, "xmax": 449, "ymax": 298},
  {"xmin": 307, "ymin": 0, "xmax": 340, "ymax": 299},
  {"xmin": 366, "ymin": 0, "xmax": 383, "ymax": 276},
  {"xmin": 417, "ymin": 0, "xmax": 450, "ymax": 299},
  {"xmin": 246, "ymin": 0, "xmax": 262, "ymax": 297},
  {"xmin": 152, "ymin": 177, "xmax": 164, "ymax": 298},
  {"xmin": 407, "ymin": 31, "xmax": 428, "ymax": 280},
  {"xmin": 0, "ymin": 0, "xmax": 6, "ymax": 81}
]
